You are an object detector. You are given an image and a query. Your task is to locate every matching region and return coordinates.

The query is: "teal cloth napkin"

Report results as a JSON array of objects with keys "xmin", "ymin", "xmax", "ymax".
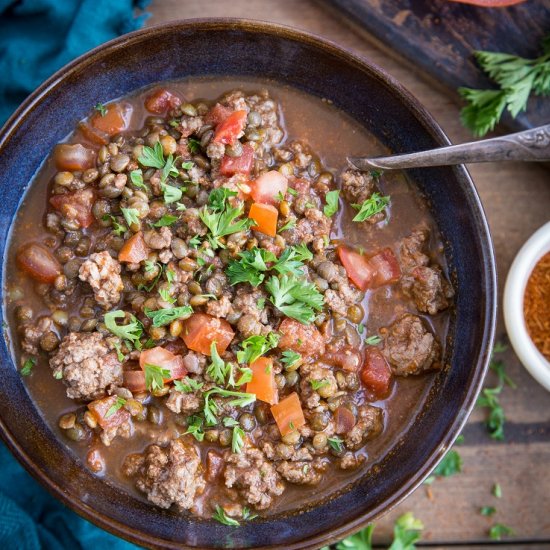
[
  {"xmin": 0, "ymin": 0, "xmax": 149, "ymax": 547},
  {"xmin": 0, "ymin": 0, "xmax": 150, "ymax": 125}
]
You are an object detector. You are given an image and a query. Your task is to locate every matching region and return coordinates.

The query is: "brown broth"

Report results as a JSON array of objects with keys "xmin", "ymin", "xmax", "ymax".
[{"xmin": 4, "ymin": 76, "xmax": 449, "ymax": 516}]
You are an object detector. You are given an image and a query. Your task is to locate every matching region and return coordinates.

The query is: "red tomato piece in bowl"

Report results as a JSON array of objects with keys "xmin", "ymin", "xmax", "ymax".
[
  {"xmin": 250, "ymin": 170, "xmax": 288, "ymax": 206},
  {"xmin": 139, "ymin": 346, "xmax": 187, "ymax": 382},
  {"xmin": 249, "ymin": 202, "xmax": 278, "ymax": 237},
  {"xmin": 118, "ymin": 231, "xmax": 150, "ymax": 264},
  {"xmin": 49, "ymin": 188, "xmax": 95, "ymax": 229},
  {"xmin": 144, "ymin": 88, "xmax": 182, "ymax": 113},
  {"xmin": 361, "ymin": 347, "xmax": 393, "ymax": 399},
  {"xmin": 212, "ymin": 110, "xmax": 247, "ymax": 145},
  {"xmin": 90, "ymin": 102, "xmax": 131, "ymax": 136},
  {"xmin": 246, "ymin": 357, "xmax": 278, "ymax": 405},
  {"xmin": 219, "ymin": 144, "xmax": 254, "ymax": 176},
  {"xmin": 338, "ymin": 246, "xmax": 401, "ymax": 290},
  {"xmin": 16, "ymin": 242, "xmax": 62, "ymax": 283},
  {"xmin": 54, "ymin": 143, "xmax": 96, "ymax": 171},
  {"xmin": 181, "ymin": 313, "xmax": 235, "ymax": 356},
  {"xmin": 88, "ymin": 396, "xmax": 130, "ymax": 429}
]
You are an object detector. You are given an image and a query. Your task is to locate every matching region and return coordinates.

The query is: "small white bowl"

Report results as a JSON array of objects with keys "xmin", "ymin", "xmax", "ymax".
[{"xmin": 504, "ymin": 221, "xmax": 550, "ymax": 392}]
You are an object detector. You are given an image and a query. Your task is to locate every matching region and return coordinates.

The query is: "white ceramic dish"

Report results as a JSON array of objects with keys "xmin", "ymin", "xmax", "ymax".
[{"xmin": 503, "ymin": 221, "xmax": 550, "ymax": 392}]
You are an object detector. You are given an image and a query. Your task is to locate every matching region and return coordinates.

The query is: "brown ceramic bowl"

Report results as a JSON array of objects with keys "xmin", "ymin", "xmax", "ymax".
[{"xmin": 0, "ymin": 19, "xmax": 496, "ymax": 549}]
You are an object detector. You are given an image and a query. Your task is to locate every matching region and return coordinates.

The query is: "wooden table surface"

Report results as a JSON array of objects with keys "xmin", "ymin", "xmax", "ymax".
[{"xmin": 147, "ymin": 2, "xmax": 550, "ymax": 548}]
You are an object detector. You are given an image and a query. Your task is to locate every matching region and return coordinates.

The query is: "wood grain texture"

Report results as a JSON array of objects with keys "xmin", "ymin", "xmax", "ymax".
[
  {"xmin": 146, "ymin": 0, "xmax": 550, "ymax": 545},
  {"xmin": 317, "ymin": 0, "xmax": 550, "ymax": 132}
]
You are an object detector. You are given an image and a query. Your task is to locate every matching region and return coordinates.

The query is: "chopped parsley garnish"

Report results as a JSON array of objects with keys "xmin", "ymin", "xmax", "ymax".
[
  {"xmin": 165, "ymin": 268, "xmax": 175, "ymax": 284},
  {"xmin": 105, "ymin": 396, "xmax": 126, "ymax": 418},
  {"xmin": 161, "ymin": 153, "xmax": 180, "ymax": 183},
  {"xmin": 206, "ymin": 342, "xmax": 234, "ymax": 386},
  {"xmin": 94, "ymin": 102, "xmax": 107, "ymax": 116},
  {"xmin": 203, "ymin": 388, "xmax": 256, "ymax": 426},
  {"xmin": 352, "ymin": 192, "xmax": 390, "ymax": 222},
  {"xmin": 223, "ymin": 417, "xmax": 239, "ymax": 428},
  {"xmin": 21, "ymin": 357, "xmax": 36, "ymax": 376},
  {"xmin": 158, "ymin": 287, "xmax": 176, "ymax": 304},
  {"xmin": 138, "ymin": 141, "xmax": 166, "ymax": 170},
  {"xmin": 493, "ymin": 483, "xmax": 502, "ymax": 498},
  {"xmin": 209, "ymin": 188, "xmax": 238, "ymax": 211},
  {"xmin": 489, "ymin": 523, "xmax": 514, "ymax": 541},
  {"xmin": 199, "ymin": 203, "xmax": 253, "ymax": 250},
  {"xmin": 287, "ymin": 187, "xmax": 298, "ymax": 197},
  {"xmin": 310, "ymin": 379, "xmax": 330, "ymax": 391},
  {"xmin": 104, "ymin": 310, "xmax": 143, "ymax": 350},
  {"xmin": 144, "ymin": 363, "xmax": 171, "ymax": 392},
  {"xmin": 231, "ymin": 425, "xmax": 245, "ymax": 454},
  {"xmin": 188, "ymin": 137, "xmax": 201, "ymax": 153},
  {"xmin": 181, "ymin": 160, "xmax": 193, "ymax": 170},
  {"xmin": 151, "ymin": 214, "xmax": 178, "ymax": 227},
  {"xmin": 185, "ymin": 415, "xmax": 205, "ymax": 442},
  {"xmin": 272, "ymin": 244, "xmax": 312, "ymax": 276},
  {"xmin": 176, "ymin": 202, "xmax": 186, "ymax": 211},
  {"xmin": 256, "ymin": 297, "xmax": 266, "ymax": 310},
  {"xmin": 281, "ymin": 350, "xmax": 301, "ymax": 369},
  {"xmin": 364, "ymin": 335, "xmax": 381, "ymax": 346},
  {"xmin": 481, "ymin": 506, "xmax": 496, "ymax": 517},
  {"xmin": 213, "ymin": 505, "xmax": 240, "ymax": 526},
  {"xmin": 102, "ymin": 214, "xmax": 127, "ymax": 236},
  {"xmin": 161, "ymin": 182, "xmax": 183, "ymax": 204},
  {"xmin": 323, "ymin": 190, "xmax": 340, "ymax": 217},
  {"xmin": 121, "ymin": 207, "xmax": 140, "ymax": 227},
  {"xmin": 265, "ymin": 273, "xmax": 324, "ymax": 324},
  {"xmin": 237, "ymin": 333, "xmax": 280, "ymax": 364},
  {"xmin": 129, "ymin": 169, "xmax": 148, "ymax": 190},
  {"xmin": 226, "ymin": 247, "xmax": 276, "ymax": 286},
  {"xmin": 242, "ymin": 507, "xmax": 257, "ymax": 521},
  {"xmin": 113, "ymin": 341, "xmax": 125, "ymax": 362},
  {"xmin": 174, "ymin": 377, "xmax": 204, "ymax": 393},
  {"xmin": 328, "ymin": 436, "xmax": 344, "ymax": 452},
  {"xmin": 235, "ymin": 367, "xmax": 253, "ymax": 386},
  {"xmin": 144, "ymin": 305, "xmax": 193, "ymax": 327},
  {"xmin": 278, "ymin": 218, "xmax": 296, "ymax": 233},
  {"xmin": 459, "ymin": 35, "xmax": 550, "ymax": 137}
]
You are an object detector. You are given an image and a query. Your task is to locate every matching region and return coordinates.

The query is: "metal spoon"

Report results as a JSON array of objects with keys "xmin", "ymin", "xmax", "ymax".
[{"xmin": 348, "ymin": 124, "xmax": 550, "ymax": 171}]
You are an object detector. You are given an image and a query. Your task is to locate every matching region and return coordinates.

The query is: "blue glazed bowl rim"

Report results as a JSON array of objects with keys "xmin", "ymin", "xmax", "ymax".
[{"xmin": 0, "ymin": 18, "xmax": 497, "ymax": 550}]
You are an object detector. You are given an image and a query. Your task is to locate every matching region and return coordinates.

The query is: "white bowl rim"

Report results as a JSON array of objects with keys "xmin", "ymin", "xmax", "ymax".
[{"xmin": 503, "ymin": 220, "xmax": 550, "ymax": 392}]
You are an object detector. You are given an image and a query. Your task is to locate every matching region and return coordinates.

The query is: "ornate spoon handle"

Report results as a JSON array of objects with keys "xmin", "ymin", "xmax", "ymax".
[{"xmin": 348, "ymin": 124, "xmax": 550, "ymax": 171}]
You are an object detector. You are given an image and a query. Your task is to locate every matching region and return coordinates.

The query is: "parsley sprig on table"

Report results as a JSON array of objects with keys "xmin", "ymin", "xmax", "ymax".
[
  {"xmin": 459, "ymin": 35, "xmax": 550, "ymax": 136},
  {"xmin": 265, "ymin": 273, "xmax": 324, "ymax": 324},
  {"xmin": 476, "ymin": 343, "xmax": 515, "ymax": 441},
  {"xmin": 325, "ymin": 512, "xmax": 424, "ymax": 550}
]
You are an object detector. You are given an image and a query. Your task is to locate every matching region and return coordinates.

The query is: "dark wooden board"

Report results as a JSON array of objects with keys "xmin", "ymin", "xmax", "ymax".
[{"xmin": 317, "ymin": 0, "xmax": 550, "ymax": 132}]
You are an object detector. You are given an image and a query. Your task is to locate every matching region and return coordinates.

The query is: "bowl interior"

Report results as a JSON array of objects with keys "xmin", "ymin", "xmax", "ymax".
[{"xmin": 0, "ymin": 20, "xmax": 496, "ymax": 549}]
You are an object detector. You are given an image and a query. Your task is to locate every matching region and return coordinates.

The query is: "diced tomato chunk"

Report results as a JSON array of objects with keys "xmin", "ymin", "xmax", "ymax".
[
  {"xmin": 88, "ymin": 396, "xmax": 130, "ymax": 429},
  {"xmin": 338, "ymin": 245, "xmax": 400, "ymax": 291},
  {"xmin": 369, "ymin": 248, "xmax": 401, "ymax": 287},
  {"xmin": 54, "ymin": 143, "xmax": 96, "ymax": 171},
  {"xmin": 337, "ymin": 246, "xmax": 374, "ymax": 291},
  {"xmin": 323, "ymin": 346, "xmax": 362, "ymax": 371},
  {"xmin": 278, "ymin": 318, "xmax": 325, "ymax": 356},
  {"xmin": 181, "ymin": 313, "xmax": 234, "ymax": 356},
  {"xmin": 246, "ymin": 357, "xmax": 278, "ymax": 405},
  {"xmin": 139, "ymin": 346, "xmax": 187, "ymax": 382},
  {"xmin": 213, "ymin": 110, "xmax": 247, "ymax": 145},
  {"xmin": 204, "ymin": 103, "xmax": 233, "ymax": 126},
  {"xmin": 250, "ymin": 170, "xmax": 288, "ymax": 206},
  {"xmin": 90, "ymin": 102, "xmax": 130, "ymax": 136},
  {"xmin": 16, "ymin": 242, "xmax": 62, "ymax": 283},
  {"xmin": 271, "ymin": 393, "xmax": 305, "ymax": 436},
  {"xmin": 78, "ymin": 122, "xmax": 109, "ymax": 146},
  {"xmin": 219, "ymin": 144, "xmax": 255, "ymax": 176},
  {"xmin": 118, "ymin": 231, "xmax": 149, "ymax": 263},
  {"xmin": 361, "ymin": 347, "xmax": 392, "ymax": 399},
  {"xmin": 144, "ymin": 88, "xmax": 181, "ymax": 114},
  {"xmin": 123, "ymin": 370, "xmax": 147, "ymax": 393},
  {"xmin": 249, "ymin": 202, "xmax": 278, "ymax": 237},
  {"xmin": 49, "ymin": 188, "xmax": 95, "ymax": 228}
]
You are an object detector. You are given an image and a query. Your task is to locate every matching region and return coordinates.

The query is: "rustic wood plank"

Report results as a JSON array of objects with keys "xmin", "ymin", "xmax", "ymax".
[
  {"xmin": 316, "ymin": 0, "xmax": 550, "ymax": 132},
  {"xmin": 146, "ymin": 0, "xmax": 550, "ymax": 544}
]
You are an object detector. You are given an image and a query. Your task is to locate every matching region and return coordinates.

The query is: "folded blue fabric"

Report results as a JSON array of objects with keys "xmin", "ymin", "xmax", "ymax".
[
  {"xmin": 0, "ymin": 0, "xmax": 150, "ymax": 125},
  {"xmin": 0, "ymin": 1, "xmax": 149, "ymax": 546}
]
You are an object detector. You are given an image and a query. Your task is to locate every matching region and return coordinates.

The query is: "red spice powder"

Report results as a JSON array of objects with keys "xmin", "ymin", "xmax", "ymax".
[{"xmin": 524, "ymin": 251, "xmax": 550, "ymax": 361}]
